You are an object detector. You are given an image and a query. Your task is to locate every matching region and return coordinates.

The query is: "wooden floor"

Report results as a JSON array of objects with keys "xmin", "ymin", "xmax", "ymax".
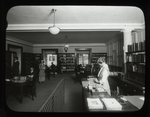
[
  {"xmin": 5, "ymin": 73, "xmax": 83, "ymax": 112},
  {"xmin": 62, "ymin": 73, "xmax": 83, "ymax": 112}
]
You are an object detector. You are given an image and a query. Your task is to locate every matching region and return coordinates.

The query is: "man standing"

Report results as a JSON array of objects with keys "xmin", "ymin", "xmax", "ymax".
[
  {"xmin": 12, "ymin": 56, "xmax": 20, "ymax": 77},
  {"xmin": 51, "ymin": 62, "xmax": 55, "ymax": 78}
]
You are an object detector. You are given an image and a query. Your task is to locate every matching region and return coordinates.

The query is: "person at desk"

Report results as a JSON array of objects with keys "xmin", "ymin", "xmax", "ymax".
[
  {"xmin": 93, "ymin": 57, "xmax": 111, "ymax": 96},
  {"xmin": 27, "ymin": 67, "xmax": 36, "ymax": 80}
]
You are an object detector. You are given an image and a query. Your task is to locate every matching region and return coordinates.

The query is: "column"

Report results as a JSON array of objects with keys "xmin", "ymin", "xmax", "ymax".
[{"xmin": 122, "ymin": 28, "xmax": 133, "ymax": 73}]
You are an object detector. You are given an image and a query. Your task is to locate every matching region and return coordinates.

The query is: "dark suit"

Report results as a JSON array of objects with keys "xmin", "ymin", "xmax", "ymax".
[{"xmin": 12, "ymin": 60, "xmax": 19, "ymax": 76}]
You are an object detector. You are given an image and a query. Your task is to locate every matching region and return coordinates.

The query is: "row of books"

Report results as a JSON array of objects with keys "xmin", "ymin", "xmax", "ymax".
[
  {"xmin": 61, "ymin": 63, "xmax": 75, "ymax": 65},
  {"xmin": 127, "ymin": 63, "xmax": 145, "ymax": 73},
  {"xmin": 59, "ymin": 54, "xmax": 75, "ymax": 57},
  {"xmin": 127, "ymin": 41, "xmax": 145, "ymax": 52},
  {"xmin": 126, "ymin": 53, "xmax": 145, "ymax": 63}
]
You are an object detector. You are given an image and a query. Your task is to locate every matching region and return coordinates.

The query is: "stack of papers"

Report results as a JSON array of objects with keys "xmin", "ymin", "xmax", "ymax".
[
  {"xmin": 102, "ymin": 98, "xmax": 122, "ymax": 110},
  {"xmin": 87, "ymin": 98, "xmax": 103, "ymax": 109}
]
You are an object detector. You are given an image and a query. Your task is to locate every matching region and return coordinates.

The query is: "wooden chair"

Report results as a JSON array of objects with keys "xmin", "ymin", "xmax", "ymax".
[{"xmin": 24, "ymin": 73, "xmax": 38, "ymax": 100}]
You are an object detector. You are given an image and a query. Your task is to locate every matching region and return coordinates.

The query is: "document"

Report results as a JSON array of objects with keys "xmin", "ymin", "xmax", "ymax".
[
  {"xmin": 102, "ymin": 98, "xmax": 122, "ymax": 110},
  {"xmin": 87, "ymin": 98, "xmax": 103, "ymax": 109}
]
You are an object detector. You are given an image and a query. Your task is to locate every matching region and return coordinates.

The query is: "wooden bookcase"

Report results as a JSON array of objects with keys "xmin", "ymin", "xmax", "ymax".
[
  {"xmin": 34, "ymin": 53, "xmax": 42, "ymax": 63},
  {"xmin": 91, "ymin": 53, "xmax": 107, "ymax": 65},
  {"xmin": 58, "ymin": 53, "xmax": 75, "ymax": 73},
  {"xmin": 22, "ymin": 53, "xmax": 35, "ymax": 75},
  {"xmin": 126, "ymin": 50, "xmax": 145, "ymax": 86}
]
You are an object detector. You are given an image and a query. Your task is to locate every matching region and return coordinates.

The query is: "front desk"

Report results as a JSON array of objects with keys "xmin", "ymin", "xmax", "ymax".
[{"xmin": 81, "ymin": 78, "xmax": 144, "ymax": 112}]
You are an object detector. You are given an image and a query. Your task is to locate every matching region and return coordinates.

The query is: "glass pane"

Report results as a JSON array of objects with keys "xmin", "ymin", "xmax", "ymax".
[{"xmin": 83, "ymin": 54, "xmax": 88, "ymax": 66}]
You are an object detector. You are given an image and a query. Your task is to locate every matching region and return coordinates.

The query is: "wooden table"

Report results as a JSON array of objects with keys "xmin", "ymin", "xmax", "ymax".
[
  {"xmin": 81, "ymin": 79, "xmax": 139, "ymax": 112},
  {"xmin": 6, "ymin": 78, "xmax": 32, "ymax": 103}
]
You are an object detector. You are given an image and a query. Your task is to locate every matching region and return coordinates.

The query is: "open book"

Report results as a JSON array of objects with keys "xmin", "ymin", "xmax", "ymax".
[
  {"xmin": 102, "ymin": 98, "xmax": 122, "ymax": 110},
  {"xmin": 87, "ymin": 98, "xmax": 103, "ymax": 109}
]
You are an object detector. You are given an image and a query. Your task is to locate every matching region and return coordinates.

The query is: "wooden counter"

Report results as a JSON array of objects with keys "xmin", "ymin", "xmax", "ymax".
[{"xmin": 81, "ymin": 79, "xmax": 139, "ymax": 112}]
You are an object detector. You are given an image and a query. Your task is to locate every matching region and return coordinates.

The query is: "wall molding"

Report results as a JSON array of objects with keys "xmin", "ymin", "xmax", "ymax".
[
  {"xmin": 6, "ymin": 36, "xmax": 106, "ymax": 48},
  {"xmin": 6, "ymin": 36, "xmax": 33, "ymax": 47},
  {"xmin": 6, "ymin": 23, "xmax": 144, "ymax": 32},
  {"xmin": 33, "ymin": 43, "xmax": 106, "ymax": 47},
  {"xmin": 105, "ymin": 33, "xmax": 123, "ymax": 45}
]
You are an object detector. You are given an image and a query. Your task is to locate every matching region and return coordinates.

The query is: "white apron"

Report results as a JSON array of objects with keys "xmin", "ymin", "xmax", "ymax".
[{"xmin": 97, "ymin": 64, "xmax": 111, "ymax": 96}]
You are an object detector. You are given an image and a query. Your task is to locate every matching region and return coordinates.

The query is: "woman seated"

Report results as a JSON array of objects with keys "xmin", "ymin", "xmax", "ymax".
[{"xmin": 27, "ymin": 67, "xmax": 36, "ymax": 80}]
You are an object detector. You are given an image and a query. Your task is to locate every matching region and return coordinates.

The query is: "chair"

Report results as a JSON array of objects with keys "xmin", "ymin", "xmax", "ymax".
[
  {"xmin": 85, "ymin": 65, "xmax": 92, "ymax": 76},
  {"xmin": 24, "ymin": 73, "xmax": 38, "ymax": 100}
]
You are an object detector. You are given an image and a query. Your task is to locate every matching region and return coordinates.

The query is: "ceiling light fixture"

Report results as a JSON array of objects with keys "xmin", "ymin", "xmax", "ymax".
[
  {"xmin": 48, "ymin": 9, "xmax": 60, "ymax": 35},
  {"xmin": 64, "ymin": 36, "xmax": 69, "ymax": 52}
]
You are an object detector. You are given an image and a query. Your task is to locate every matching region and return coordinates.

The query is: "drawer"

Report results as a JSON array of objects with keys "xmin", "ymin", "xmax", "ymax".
[{"xmin": 129, "ymin": 86, "xmax": 144, "ymax": 95}]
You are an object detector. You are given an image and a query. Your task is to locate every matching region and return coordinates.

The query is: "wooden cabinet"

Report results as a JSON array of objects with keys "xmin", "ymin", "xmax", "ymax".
[
  {"xmin": 106, "ymin": 34, "xmax": 123, "ymax": 67},
  {"xmin": 6, "ymin": 51, "xmax": 12, "ymax": 78},
  {"xmin": 117, "ymin": 79, "xmax": 145, "ymax": 95},
  {"xmin": 110, "ymin": 76, "xmax": 145, "ymax": 96}
]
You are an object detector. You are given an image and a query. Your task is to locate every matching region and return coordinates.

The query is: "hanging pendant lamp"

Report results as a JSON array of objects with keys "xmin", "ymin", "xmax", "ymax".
[
  {"xmin": 48, "ymin": 9, "xmax": 60, "ymax": 35},
  {"xmin": 64, "ymin": 36, "xmax": 69, "ymax": 52}
]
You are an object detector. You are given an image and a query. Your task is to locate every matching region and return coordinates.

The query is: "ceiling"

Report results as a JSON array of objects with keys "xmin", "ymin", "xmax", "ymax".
[{"xmin": 6, "ymin": 6, "xmax": 144, "ymax": 44}]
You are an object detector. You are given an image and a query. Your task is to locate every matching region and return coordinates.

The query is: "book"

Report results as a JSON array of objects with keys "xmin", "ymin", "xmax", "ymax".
[
  {"xmin": 102, "ymin": 98, "xmax": 122, "ymax": 110},
  {"xmin": 87, "ymin": 98, "xmax": 103, "ymax": 109}
]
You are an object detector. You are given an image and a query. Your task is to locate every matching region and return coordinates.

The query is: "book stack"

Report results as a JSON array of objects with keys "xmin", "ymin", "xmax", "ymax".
[
  {"xmin": 127, "ymin": 40, "xmax": 145, "ymax": 52},
  {"xmin": 102, "ymin": 98, "xmax": 122, "ymax": 110},
  {"xmin": 87, "ymin": 98, "xmax": 103, "ymax": 109}
]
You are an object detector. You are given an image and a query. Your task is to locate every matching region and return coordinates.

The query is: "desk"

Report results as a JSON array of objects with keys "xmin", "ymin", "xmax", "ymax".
[
  {"xmin": 6, "ymin": 78, "xmax": 32, "ymax": 103},
  {"xmin": 81, "ymin": 79, "xmax": 139, "ymax": 112}
]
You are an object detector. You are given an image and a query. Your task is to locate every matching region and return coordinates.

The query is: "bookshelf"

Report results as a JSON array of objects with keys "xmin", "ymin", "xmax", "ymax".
[
  {"xmin": 34, "ymin": 53, "xmax": 41, "ymax": 63},
  {"xmin": 126, "ymin": 50, "xmax": 145, "ymax": 86},
  {"xmin": 59, "ymin": 53, "xmax": 75, "ymax": 73},
  {"xmin": 91, "ymin": 53, "xmax": 107, "ymax": 65},
  {"xmin": 22, "ymin": 53, "xmax": 35, "ymax": 75}
]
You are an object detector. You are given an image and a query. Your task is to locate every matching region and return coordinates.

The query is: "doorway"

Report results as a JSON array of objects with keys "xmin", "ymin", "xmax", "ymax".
[
  {"xmin": 41, "ymin": 49, "xmax": 58, "ymax": 73},
  {"xmin": 75, "ymin": 48, "xmax": 92, "ymax": 67},
  {"xmin": 7, "ymin": 44, "xmax": 23, "ymax": 75}
]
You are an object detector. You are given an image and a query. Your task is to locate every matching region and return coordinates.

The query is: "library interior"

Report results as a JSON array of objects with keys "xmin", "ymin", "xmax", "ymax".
[{"xmin": 4, "ymin": 5, "xmax": 146, "ymax": 113}]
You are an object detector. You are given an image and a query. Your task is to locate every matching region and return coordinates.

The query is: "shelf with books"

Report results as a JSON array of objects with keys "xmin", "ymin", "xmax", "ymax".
[
  {"xmin": 22, "ymin": 53, "xmax": 35, "ymax": 75},
  {"xmin": 127, "ymin": 40, "xmax": 145, "ymax": 52},
  {"xmin": 34, "ymin": 53, "xmax": 41, "ymax": 63},
  {"xmin": 126, "ymin": 44, "xmax": 145, "ymax": 87},
  {"xmin": 91, "ymin": 53, "xmax": 107, "ymax": 64},
  {"xmin": 59, "ymin": 53, "xmax": 75, "ymax": 73}
]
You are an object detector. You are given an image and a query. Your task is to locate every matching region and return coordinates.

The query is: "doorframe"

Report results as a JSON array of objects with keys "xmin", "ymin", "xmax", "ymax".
[
  {"xmin": 7, "ymin": 44, "xmax": 23, "ymax": 75},
  {"xmin": 41, "ymin": 49, "xmax": 58, "ymax": 72},
  {"xmin": 75, "ymin": 48, "xmax": 92, "ymax": 66}
]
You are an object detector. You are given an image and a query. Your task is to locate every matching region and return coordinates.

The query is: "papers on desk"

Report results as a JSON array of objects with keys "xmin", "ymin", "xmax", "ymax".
[
  {"xmin": 87, "ymin": 98, "xmax": 103, "ymax": 109},
  {"xmin": 102, "ymin": 98, "xmax": 122, "ymax": 110}
]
